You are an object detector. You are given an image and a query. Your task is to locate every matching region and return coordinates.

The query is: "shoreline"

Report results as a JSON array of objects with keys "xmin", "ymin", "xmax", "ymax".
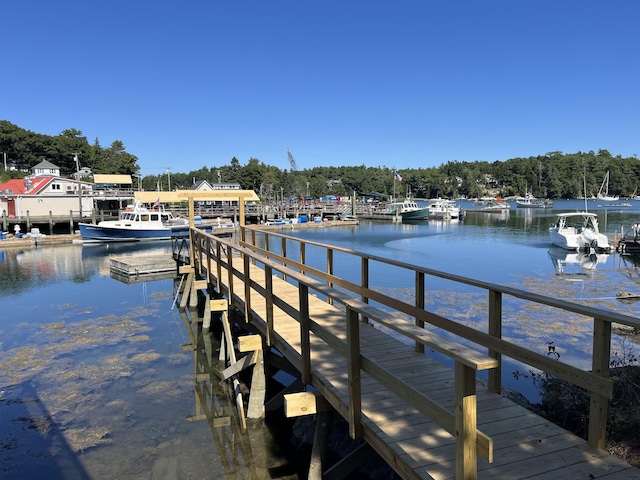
[
  {"xmin": 0, "ymin": 219, "xmax": 360, "ymax": 250},
  {"xmin": 0, "ymin": 234, "xmax": 82, "ymax": 250}
]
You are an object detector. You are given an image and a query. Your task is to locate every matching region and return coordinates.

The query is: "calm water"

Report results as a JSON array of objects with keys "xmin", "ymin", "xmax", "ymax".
[{"xmin": 1, "ymin": 199, "xmax": 640, "ymax": 478}]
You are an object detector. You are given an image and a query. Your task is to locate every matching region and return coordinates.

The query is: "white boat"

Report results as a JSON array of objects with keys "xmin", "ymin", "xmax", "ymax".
[
  {"xmin": 79, "ymin": 201, "xmax": 223, "ymax": 242},
  {"xmin": 548, "ymin": 212, "xmax": 610, "ymax": 252},
  {"xmin": 481, "ymin": 200, "xmax": 510, "ymax": 212},
  {"xmin": 516, "ymin": 193, "xmax": 549, "ymax": 208},
  {"xmin": 597, "ymin": 171, "xmax": 619, "ymax": 202},
  {"xmin": 428, "ymin": 199, "xmax": 462, "ymax": 219}
]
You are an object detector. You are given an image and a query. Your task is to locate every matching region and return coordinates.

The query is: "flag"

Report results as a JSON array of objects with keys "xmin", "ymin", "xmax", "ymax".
[
  {"xmin": 394, "ymin": 173, "xmax": 403, "ymax": 181},
  {"xmin": 152, "ymin": 198, "xmax": 160, "ymax": 208}
]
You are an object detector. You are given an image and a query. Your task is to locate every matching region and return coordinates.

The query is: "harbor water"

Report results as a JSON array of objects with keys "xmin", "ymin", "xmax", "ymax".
[{"xmin": 2, "ymin": 198, "xmax": 640, "ymax": 478}]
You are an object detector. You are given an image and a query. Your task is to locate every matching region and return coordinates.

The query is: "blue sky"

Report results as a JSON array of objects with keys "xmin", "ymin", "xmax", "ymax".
[{"xmin": 3, "ymin": 1, "xmax": 639, "ymax": 176}]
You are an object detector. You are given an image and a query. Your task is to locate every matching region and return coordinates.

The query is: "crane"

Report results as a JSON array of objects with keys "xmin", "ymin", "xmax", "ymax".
[{"xmin": 287, "ymin": 148, "xmax": 298, "ymax": 172}]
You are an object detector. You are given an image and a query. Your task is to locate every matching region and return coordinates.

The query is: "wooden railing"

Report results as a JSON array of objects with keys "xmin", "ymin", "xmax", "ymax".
[
  {"xmin": 234, "ymin": 225, "xmax": 640, "ymax": 451},
  {"xmin": 184, "ymin": 224, "xmax": 640, "ymax": 479},
  {"xmin": 187, "ymin": 228, "xmax": 497, "ymax": 478}
]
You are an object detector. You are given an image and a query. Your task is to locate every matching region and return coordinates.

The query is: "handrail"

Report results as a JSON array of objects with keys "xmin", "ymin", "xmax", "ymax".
[
  {"xmin": 237, "ymin": 225, "xmax": 639, "ymax": 450},
  {"xmin": 188, "ymin": 228, "xmax": 496, "ymax": 478}
]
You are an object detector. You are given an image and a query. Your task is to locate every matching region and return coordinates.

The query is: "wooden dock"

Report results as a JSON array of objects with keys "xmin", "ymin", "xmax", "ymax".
[
  {"xmin": 109, "ymin": 253, "xmax": 176, "ymax": 277},
  {"xmin": 174, "ymin": 226, "xmax": 640, "ymax": 479}
]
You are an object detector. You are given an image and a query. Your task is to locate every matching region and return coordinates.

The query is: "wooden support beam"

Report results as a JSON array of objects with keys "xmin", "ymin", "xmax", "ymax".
[
  {"xmin": 179, "ymin": 272, "xmax": 194, "ymax": 309},
  {"xmin": 189, "ymin": 274, "xmax": 199, "ymax": 308},
  {"xmin": 284, "ymin": 391, "xmax": 318, "ymax": 417},
  {"xmin": 210, "ymin": 298, "xmax": 228, "ymax": 312},
  {"xmin": 179, "ymin": 265, "xmax": 194, "ymax": 275},
  {"xmin": 246, "ymin": 349, "xmax": 265, "ymax": 420},
  {"xmin": 220, "ymin": 351, "xmax": 258, "ymax": 381},
  {"xmin": 203, "ymin": 293, "xmax": 211, "ymax": 329},
  {"xmin": 238, "ymin": 334, "xmax": 263, "ymax": 352},
  {"xmin": 284, "ymin": 391, "xmax": 331, "ymax": 418},
  {"xmin": 323, "ymin": 442, "xmax": 374, "ymax": 480},
  {"xmin": 265, "ymin": 379, "xmax": 304, "ymax": 413},
  {"xmin": 193, "ymin": 279, "xmax": 208, "ymax": 290},
  {"xmin": 309, "ymin": 410, "xmax": 331, "ymax": 480}
]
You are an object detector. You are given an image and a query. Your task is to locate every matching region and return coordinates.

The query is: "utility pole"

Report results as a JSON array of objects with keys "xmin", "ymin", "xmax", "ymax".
[{"xmin": 73, "ymin": 153, "xmax": 82, "ymax": 216}]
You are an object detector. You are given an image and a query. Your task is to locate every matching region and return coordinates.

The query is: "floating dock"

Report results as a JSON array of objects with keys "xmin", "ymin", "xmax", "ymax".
[{"xmin": 109, "ymin": 253, "xmax": 177, "ymax": 278}]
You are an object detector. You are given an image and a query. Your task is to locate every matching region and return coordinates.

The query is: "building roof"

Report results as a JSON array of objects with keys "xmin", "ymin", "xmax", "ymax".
[
  {"xmin": 0, "ymin": 177, "xmax": 52, "ymax": 194},
  {"xmin": 32, "ymin": 160, "xmax": 59, "ymax": 170},
  {"xmin": 0, "ymin": 176, "xmax": 90, "ymax": 195}
]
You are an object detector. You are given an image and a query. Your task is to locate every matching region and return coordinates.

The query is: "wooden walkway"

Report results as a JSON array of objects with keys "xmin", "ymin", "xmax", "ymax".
[{"xmin": 179, "ymin": 226, "xmax": 640, "ymax": 480}]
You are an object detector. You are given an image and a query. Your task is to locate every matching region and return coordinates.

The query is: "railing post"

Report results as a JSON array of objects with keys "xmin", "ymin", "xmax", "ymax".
[
  {"xmin": 361, "ymin": 257, "xmax": 369, "ymax": 323},
  {"xmin": 281, "ymin": 236, "xmax": 287, "ymax": 281},
  {"xmin": 250, "ymin": 228, "xmax": 257, "ymax": 264},
  {"xmin": 215, "ymin": 241, "xmax": 222, "ymax": 292},
  {"xmin": 243, "ymin": 252, "xmax": 252, "ymax": 324},
  {"xmin": 488, "ymin": 289, "xmax": 502, "ymax": 393},
  {"xmin": 326, "ymin": 249, "xmax": 334, "ymax": 305},
  {"xmin": 415, "ymin": 271, "xmax": 425, "ymax": 353},
  {"xmin": 346, "ymin": 305, "xmax": 362, "ymax": 439},
  {"xmin": 226, "ymin": 244, "xmax": 234, "ymax": 301},
  {"xmin": 198, "ymin": 232, "xmax": 204, "ymax": 276},
  {"xmin": 299, "ymin": 283, "xmax": 311, "ymax": 385},
  {"xmin": 205, "ymin": 236, "xmax": 211, "ymax": 280},
  {"xmin": 265, "ymin": 265, "xmax": 274, "ymax": 347},
  {"xmin": 300, "ymin": 242, "xmax": 306, "ymax": 275},
  {"xmin": 455, "ymin": 361, "xmax": 477, "ymax": 480},
  {"xmin": 589, "ymin": 316, "xmax": 611, "ymax": 449}
]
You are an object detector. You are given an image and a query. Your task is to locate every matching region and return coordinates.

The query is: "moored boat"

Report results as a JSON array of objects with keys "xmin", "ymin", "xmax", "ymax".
[
  {"xmin": 597, "ymin": 171, "xmax": 619, "ymax": 202},
  {"xmin": 428, "ymin": 199, "xmax": 463, "ymax": 219},
  {"xmin": 548, "ymin": 212, "xmax": 610, "ymax": 252},
  {"xmin": 516, "ymin": 193, "xmax": 550, "ymax": 208},
  {"xmin": 480, "ymin": 200, "xmax": 510, "ymax": 212},
  {"xmin": 388, "ymin": 199, "xmax": 430, "ymax": 220},
  {"xmin": 78, "ymin": 201, "xmax": 225, "ymax": 243}
]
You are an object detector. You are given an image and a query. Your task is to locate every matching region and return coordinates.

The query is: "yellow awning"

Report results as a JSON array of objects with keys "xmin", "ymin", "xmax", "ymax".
[
  {"xmin": 93, "ymin": 174, "xmax": 133, "ymax": 184},
  {"xmin": 133, "ymin": 189, "xmax": 259, "ymax": 203}
]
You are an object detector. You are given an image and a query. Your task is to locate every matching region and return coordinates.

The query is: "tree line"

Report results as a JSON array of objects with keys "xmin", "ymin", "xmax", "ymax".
[{"xmin": 2, "ymin": 120, "xmax": 639, "ymax": 200}]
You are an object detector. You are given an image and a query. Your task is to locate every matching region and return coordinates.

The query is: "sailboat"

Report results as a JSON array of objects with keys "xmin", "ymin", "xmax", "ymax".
[{"xmin": 597, "ymin": 171, "xmax": 619, "ymax": 202}]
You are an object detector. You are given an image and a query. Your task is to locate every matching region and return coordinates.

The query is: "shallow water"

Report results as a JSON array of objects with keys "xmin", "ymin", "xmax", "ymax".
[{"xmin": 0, "ymin": 243, "xmax": 296, "ymax": 479}]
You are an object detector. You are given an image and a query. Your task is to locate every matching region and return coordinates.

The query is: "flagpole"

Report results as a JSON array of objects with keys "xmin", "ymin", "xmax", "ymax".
[{"xmin": 393, "ymin": 171, "xmax": 396, "ymax": 201}]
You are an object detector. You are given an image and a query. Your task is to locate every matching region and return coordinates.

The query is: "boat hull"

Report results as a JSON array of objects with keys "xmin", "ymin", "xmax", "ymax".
[
  {"xmin": 400, "ymin": 208, "xmax": 430, "ymax": 220},
  {"xmin": 516, "ymin": 201, "xmax": 548, "ymax": 208},
  {"xmin": 79, "ymin": 223, "xmax": 191, "ymax": 242}
]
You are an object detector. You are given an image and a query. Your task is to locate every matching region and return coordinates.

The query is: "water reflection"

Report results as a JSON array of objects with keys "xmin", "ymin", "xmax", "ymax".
[
  {"xmin": 0, "ymin": 243, "xmax": 175, "ymax": 298},
  {"xmin": 548, "ymin": 246, "xmax": 610, "ymax": 277}
]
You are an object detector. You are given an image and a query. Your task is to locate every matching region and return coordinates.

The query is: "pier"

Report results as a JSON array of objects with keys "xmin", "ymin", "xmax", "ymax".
[{"xmin": 170, "ymin": 217, "xmax": 640, "ymax": 480}]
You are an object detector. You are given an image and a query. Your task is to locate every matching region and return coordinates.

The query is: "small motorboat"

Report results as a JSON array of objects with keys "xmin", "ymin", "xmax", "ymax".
[{"xmin": 549, "ymin": 212, "xmax": 610, "ymax": 252}]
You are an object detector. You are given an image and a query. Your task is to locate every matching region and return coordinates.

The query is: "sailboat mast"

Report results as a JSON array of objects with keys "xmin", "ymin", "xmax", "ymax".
[{"xmin": 583, "ymin": 169, "xmax": 588, "ymax": 212}]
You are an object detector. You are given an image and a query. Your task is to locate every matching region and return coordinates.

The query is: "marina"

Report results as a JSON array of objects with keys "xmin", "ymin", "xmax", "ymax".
[{"xmin": 2, "ymin": 200, "xmax": 640, "ymax": 478}]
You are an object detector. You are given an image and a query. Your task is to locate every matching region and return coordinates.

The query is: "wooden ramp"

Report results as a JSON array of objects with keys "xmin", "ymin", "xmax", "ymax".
[{"xmin": 204, "ymin": 260, "xmax": 639, "ymax": 480}]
